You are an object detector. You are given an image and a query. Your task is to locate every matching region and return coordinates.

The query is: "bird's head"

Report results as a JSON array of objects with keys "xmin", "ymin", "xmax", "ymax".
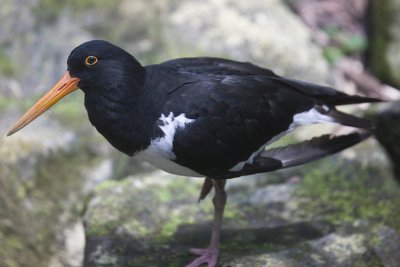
[{"xmin": 7, "ymin": 40, "xmax": 142, "ymax": 136}]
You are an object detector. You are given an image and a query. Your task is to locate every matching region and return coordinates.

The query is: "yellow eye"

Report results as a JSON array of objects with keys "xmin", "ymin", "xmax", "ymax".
[{"xmin": 85, "ymin": 56, "xmax": 98, "ymax": 66}]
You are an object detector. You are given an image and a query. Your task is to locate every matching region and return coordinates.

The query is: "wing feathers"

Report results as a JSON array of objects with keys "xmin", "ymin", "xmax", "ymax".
[
  {"xmin": 326, "ymin": 109, "xmax": 373, "ymax": 129},
  {"xmin": 311, "ymin": 105, "xmax": 374, "ymax": 129},
  {"xmin": 272, "ymin": 77, "xmax": 382, "ymax": 106},
  {"xmin": 259, "ymin": 131, "xmax": 370, "ymax": 169},
  {"xmin": 215, "ymin": 132, "xmax": 370, "ymax": 179}
]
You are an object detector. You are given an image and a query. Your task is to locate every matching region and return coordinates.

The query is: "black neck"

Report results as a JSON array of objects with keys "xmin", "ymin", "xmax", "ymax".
[{"xmin": 82, "ymin": 69, "xmax": 165, "ymax": 155}]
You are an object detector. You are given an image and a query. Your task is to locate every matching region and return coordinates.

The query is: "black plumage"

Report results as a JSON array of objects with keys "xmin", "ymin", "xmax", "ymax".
[
  {"xmin": 7, "ymin": 40, "xmax": 381, "ymax": 267},
  {"xmin": 65, "ymin": 41, "xmax": 377, "ymax": 179}
]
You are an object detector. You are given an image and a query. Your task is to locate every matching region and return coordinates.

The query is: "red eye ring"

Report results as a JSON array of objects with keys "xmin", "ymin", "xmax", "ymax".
[{"xmin": 85, "ymin": 56, "xmax": 98, "ymax": 66}]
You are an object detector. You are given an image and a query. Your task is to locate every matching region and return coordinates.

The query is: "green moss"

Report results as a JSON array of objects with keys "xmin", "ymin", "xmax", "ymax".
[
  {"xmin": 123, "ymin": 253, "xmax": 187, "ymax": 267},
  {"xmin": 0, "ymin": 136, "xmax": 101, "ymax": 267},
  {"xmin": 351, "ymin": 251, "xmax": 384, "ymax": 267},
  {"xmin": 86, "ymin": 174, "xmax": 252, "ymax": 251},
  {"xmin": 0, "ymin": 96, "xmax": 12, "ymax": 112},
  {"xmin": 0, "ymin": 49, "xmax": 15, "ymax": 77},
  {"xmin": 298, "ymin": 157, "xmax": 400, "ymax": 231},
  {"xmin": 94, "ymin": 179, "xmax": 120, "ymax": 192},
  {"xmin": 320, "ymin": 22, "xmax": 368, "ymax": 65}
]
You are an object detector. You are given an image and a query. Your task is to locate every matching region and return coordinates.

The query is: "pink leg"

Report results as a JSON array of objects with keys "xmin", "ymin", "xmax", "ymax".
[{"xmin": 186, "ymin": 179, "xmax": 227, "ymax": 267}]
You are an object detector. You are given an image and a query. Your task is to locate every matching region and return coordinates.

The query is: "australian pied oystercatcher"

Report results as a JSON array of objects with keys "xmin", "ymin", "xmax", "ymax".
[{"xmin": 7, "ymin": 40, "xmax": 380, "ymax": 267}]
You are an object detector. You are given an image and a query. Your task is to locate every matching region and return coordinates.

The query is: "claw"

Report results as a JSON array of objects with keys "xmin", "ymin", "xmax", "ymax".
[{"xmin": 186, "ymin": 247, "xmax": 219, "ymax": 267}]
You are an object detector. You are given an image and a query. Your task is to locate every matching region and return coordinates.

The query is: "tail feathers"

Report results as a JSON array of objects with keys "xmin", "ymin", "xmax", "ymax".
[
  {"xmin": 217, "ymin": 131, "xmax": 370, "ymax": 179},
  {"xmin": 273, "ymin": 77, "xmax": 383, "ymax": 106},
  {"xmin": 258, "ymin": 131, "xmax": 370, "ymax": 169},
  {"xmin": 327, "ymin": 94, "xmax": 382, "ymax": 106},
  {"xmin": 326, "ymin": 109, "xmax": 373, "ymax": 129}
]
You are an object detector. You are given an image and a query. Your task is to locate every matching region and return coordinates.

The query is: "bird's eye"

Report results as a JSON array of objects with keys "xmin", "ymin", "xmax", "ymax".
[{"xmin": 85, "ymin": 56, "xmax": 98, "ymax": 66}]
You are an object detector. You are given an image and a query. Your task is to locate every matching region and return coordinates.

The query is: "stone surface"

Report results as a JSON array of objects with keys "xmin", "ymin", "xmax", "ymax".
[
  {"xmin": 0, "ymin": 109, "xmax": 110, "ymax": 267},
  {"xmin": 167, "ymin": 0, "xmax": 329, "ymax": 83},
  {"xmin": 219, "ymin": 222, "xmax": 400, "ymax": 267},
  {"xmin": 84, "ymin": 143, "xmax": 400, "ymax": 267}
]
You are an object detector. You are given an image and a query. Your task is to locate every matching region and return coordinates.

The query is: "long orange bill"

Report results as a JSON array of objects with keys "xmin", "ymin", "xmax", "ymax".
[{"xmin": 7, "ymin": 71, "xmax": 80, "ymax": 136}]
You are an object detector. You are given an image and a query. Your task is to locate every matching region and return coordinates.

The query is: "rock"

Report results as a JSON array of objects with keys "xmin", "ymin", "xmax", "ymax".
[
  {"xmin": 0, "ymin": 0, "xmax": 330, "ymax": 99},
  {"xmin": 371, "ymin": 224, "xmax": 400, "ymax": 267},
  {"xmin": 167, "ymin": 0, "xmax": 329, "ymax": 83},
  {"xmin": 84, "ymin": 143, "xmax": 400, "ymax": 267},
  {"xmin": 0, "ymin": 0, "xmax": 97, "ymax": 98},
  {"xmin": 83, "ymin": 171, "xmax": 327, "ymax": 267},
  {"xmin": 0, "ymin": 111, "xmax": 106, "ymax": 267},
  {"xmin": 49, "ymin": 222, "xmax": 86, "ymax": 267},
  {"xmin": 213, "ymin": 222, "xmax": 400, "ymax": 267}
]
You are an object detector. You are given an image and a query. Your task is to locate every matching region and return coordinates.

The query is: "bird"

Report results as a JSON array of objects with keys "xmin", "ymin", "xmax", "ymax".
[{"xmin": 7, "ymin": 40, "xmax": 380, "ymax": 267}]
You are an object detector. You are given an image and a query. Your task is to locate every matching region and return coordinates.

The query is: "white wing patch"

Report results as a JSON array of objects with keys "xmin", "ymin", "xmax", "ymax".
[
  {"xmin": 152, "ymin": 112, "xmax": 195, "ymax": 160},
  {"xmin": 135, "ymin": 112, "xmax": 203, "ymax": 177},
  {"xmin": 229, "ymin": 107, "xmax": 336, "ymax": 171},
  {"xmin": 289, "ymin": 106, "xmax": 335, "ymax": 130}
]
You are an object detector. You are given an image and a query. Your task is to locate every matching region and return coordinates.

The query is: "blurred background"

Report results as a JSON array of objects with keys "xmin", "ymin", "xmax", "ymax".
[{"xmin": 1, "ymin": 0, "xmax": 400, "ymax": 266}]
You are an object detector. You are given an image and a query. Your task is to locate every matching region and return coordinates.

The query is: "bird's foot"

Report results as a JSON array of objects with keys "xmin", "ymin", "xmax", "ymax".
[{"xmin": 185, "ymin": 247, "xmax": 219, "ymax": 267}]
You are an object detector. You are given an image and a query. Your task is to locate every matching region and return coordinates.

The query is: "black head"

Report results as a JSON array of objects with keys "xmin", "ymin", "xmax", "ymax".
[
  {"xmin": 7, "ymin": 40, "xmax": 145, "ymax": 136},
  {"xmin": 67, "ymin": 40, "xmax": 144, "ymax": 93}
]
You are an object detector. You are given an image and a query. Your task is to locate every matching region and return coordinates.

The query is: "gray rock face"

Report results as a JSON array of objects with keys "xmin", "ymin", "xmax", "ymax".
[{"xmin": 167, "ymin": 0, "xmax": 329, "ymax": 83}]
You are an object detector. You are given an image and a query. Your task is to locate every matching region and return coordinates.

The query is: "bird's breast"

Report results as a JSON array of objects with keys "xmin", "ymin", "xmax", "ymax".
[{"xmin": 135, "ymin": 112, "xmax": 203, "ymax": 177}]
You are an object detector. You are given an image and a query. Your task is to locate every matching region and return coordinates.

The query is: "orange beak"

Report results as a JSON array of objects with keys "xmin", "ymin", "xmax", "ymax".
[{"xmin": 7, "ymin": 71, "xmax": 80, "ymax": 136}]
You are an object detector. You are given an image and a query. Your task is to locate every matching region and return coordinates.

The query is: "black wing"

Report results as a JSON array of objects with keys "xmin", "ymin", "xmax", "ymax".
[
  {"xmin": 161, "ymin": 57, "xmax": 278, "ymax": 76},
  {"xmin": 162, "ymin": 57, "xmax": 380, "ymax": 105},
  {"xmin": 153, "ymin": 58, "xmax": 379, "ymax": 178}
]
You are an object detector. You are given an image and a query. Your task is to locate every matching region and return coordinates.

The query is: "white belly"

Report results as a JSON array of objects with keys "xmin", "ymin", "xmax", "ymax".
[
  {"xmin": 135, "ymin": 146, "xmax": 203, "ymax": 177},
  {"xmin": 135, "ymin": 112, "xmax": 203, "ymax": 177}
]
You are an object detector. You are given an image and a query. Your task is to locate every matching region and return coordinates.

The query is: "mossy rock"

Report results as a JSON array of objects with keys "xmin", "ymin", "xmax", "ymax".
[
  {"xmin": 84, "ymin": 172, "xmax": 331, "ymax": 267},
  {"xmin": 0, "ymin": 120, "xmax": 105, "ymax": 267},
  {"xmin": 84, "ymin": 141, "xmax": 400, "ymax": 267}
]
